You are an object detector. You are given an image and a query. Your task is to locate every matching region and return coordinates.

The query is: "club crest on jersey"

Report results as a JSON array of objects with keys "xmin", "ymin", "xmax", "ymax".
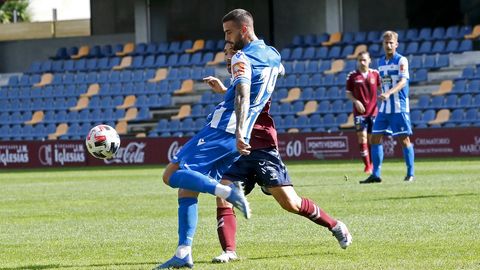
[
  {"xmin": 233, "ymin": 62, "xmax": 246, "ymax": 77},
  {"xmin": 400, "ymin": 64, "xmax": 405, "ymax": 72},
  {"xmin": 370, "ymin": 77, "xmax": 376, "ymax": 84}
]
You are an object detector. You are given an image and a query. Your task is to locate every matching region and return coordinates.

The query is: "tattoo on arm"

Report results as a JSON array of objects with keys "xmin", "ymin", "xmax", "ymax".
[{"xmin": 235, "ymin": 83, "xmax": 250, "ymax": 138}]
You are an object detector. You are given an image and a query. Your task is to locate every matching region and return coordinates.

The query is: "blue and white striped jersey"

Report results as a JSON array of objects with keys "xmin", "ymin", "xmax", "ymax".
[
  {"xmin": 207, "ymin": 40, "xmax": 282, "ymax": 140},
  {"xmin": 378, "ymin": 52, "xmax": 410, "ymax": 113}
]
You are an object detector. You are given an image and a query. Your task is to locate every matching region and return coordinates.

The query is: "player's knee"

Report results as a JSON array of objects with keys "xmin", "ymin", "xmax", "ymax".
[
  {"xmin": 280, "ymin": 198, "xmax": 301, "ymax": 213},
  {"xmin": 162, "ymin": 162, "xmax": 179, "ymax": 185}
]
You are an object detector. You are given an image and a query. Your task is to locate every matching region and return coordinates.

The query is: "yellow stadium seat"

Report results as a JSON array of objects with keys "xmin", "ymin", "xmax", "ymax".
[
  {"xmin": 322, "ymin": 32, "xmax": 342, "ymax": 46},
  {"xmin": 48, "ymin": 123, "xmax": 68, "ymax": 140},
  {"xmin": 174, "ymin": 80, "xmax": 194, "ymax": 95},
  {"xmin": 112, "ymin": 56, "xmax": 132, "ymax": 70},
  {"xmin": 148, "ymin": 68, "xmax": 168, "ymax": 83},
  {"xmin": 121, "ymin": 107, "xmax": 138, "ymax": 121},
  {"xmin": 33, "ymin": 73, "xmax": 53, "ymax": 87},
  {"xmin": 70, "ymin": 96, "xmax": 89, "ymax": 111},
  {"xmin": 171, "ymin": 104, "xmax": 192, "ymax": 120},
  {"xmin": 81, "ymin": 83, "xmax": 100, "ymax": 97},
  {"xmin": 347, "ymin": 44, "xmax": 368, "ymax": 59},
  {"xmin": 117, "ymin": 95, "xmax": 136, "ymax": 109},
  {"xmin": 431, "ymin": 80, "xmax": 453, "ymax": 96},
  {"xmin": 115, "ymin": 121, "xmax": 128, "ymax": 135},
  {"xmin": 116, "ymin": 42, "xmax": 135, "ymax": 56},
  {"xmin": 71, "ymin": 45, "xmax": 89, "ymax": 59},
  {"xmin": 25, "ymin": 111, "xmax": 44, "ymax": 125},
  {"xmin": 280, "ymin": 87, "xmax": 301, "ymax": 103},
  {"xmin": 324, "ymin": 59, "xmax": 345, "ymax": 74},
  {"xmin": 207, "ymin": 52, "xmax": 225, "ymax": 66},
  {"xmin": 186, "ymin": 39, "xmax": 205, "ymax": 53},
  {"xmin": 428, "ymin": 109, "xmax": 450, "ymax": 125},
  {"xmin": 340, "ymin": 113, "xmax": 354, "ymax": 129},
  {"xmin": 465, "ymin": 24, "xmax": 480, "ymax": 39},
  {"xmin": 296, "ymin": 100, "xmax": 318, "ymax": 116}
]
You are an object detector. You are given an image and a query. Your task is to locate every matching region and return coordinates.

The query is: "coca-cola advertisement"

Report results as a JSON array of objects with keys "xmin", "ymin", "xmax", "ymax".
[{"xmin": 0, "ymin": 127, "xmax": 478, "ymax": 168}]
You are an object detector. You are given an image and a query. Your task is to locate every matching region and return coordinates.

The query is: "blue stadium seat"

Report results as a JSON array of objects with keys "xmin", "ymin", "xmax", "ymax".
[
  {"xmin": 423, "ymin": 55, "xmax": 436, "ymax": 69},
  {"xmin": 290, "ymin": 47, "xmax": 303, "ymax": 60},
  {"xmin": 306, "ymin": 60, "xmax": 318, "ymax": 74},
  {"xmin": 340, "ymin": 45, "xmax": 354, "ymax": 58},
  {"xmin": 417, "ymin": 109, "xmax": 436, "ymax": 128},
  {"xmin": 412, "ymin": 69, "xmax": 428, "ymax": 83},
  {"xmin": 445, "ymin": 26, "xmax": 459, "ymax": 40},
  {"xmin": 449, "ymin": 109, "xmax": 464, "ymax": 125},
  {"xmin": 300, "ymin": 87, "xmax": 314, "ymax": 101},
  {"xmin": 318, "ymin": 60, "xmax": 331, "ymax": 72},
  {"xmin": 327, "ymin": 46, "xmax": 341, "ymax": 59},
  {"xmin": 315, "ymin": 47, "xmax": 328, "ymax": 59},
  {"xmin": 467, "ymin": 79, "xmax": 480, "ymax": 93},
  {"xmin": 297, "ymin": 74, "xmax": 310, "ymax": 88},
  {"xmin": 452, "ymin": 79, "xmax": 467, "ymax": 93},
  {"xmin": 458, "ymin": 39, "xmax": 473, "ymax": 52},
  {"xmin": 52, "ymin": 47, "xmax": 68, "ymax": 60},
  {"xmin": 367, "ymin": 31, "xmax": 381, "ymax": 44},
  {"xmin": 154, "ymin": 55, "xmax": 167, "ymax": 67},
  {"xmin": 131, "ymin": 43, "xmax": 147, "ymax": 56},
  {"xmin": 353, "ymin": 32, "xmax": 367, "ymax": 44},
  {"xmin": 201, "ymin": 52, "xmax": 214, "ymax": 65},
  {"xmin": 177, "ymin": 53, "xmax": 190, "ymax": 66},
  {"xmin": 145, "ymin": 43, "xmax": 157, "ymax": 55},
  {"xmin": 405, "ymin": 42, "xmax": 419, "ymax": 55},
  {"xmin": 87, "ymin": 45, "xmax": 102, "ymax": 58},
  {"xmin": 341, "ymin": 32, "xmax": 354, "ymax": 45},
  {"xmin": 444, "ymin": 94, "xmax": 457, "ymax": 108},
  {"xmin": 409, "ymin": 55, "xmax": 422, "ymax": 70},
  {"xmin": 418, "ymin": 41, "xmax": 432, "ymax": 54},
  {"xmin": 280, "ymin": 48, "xmax": 291, "ymax": 60},
  {"xmin": 396, "ymin": 43, "xmax": 405, "ymax": 55},
  {"xmin": 166, "ymin": 54, "xmax": 179, "ymax": 67},
  {"xmin": 417, "ymin": 27, "xmax": 432, "ymax": 41},
  {"xmin": 431, "ymin": 40, "xmax": 446, "ymax": 54},
  {"xmin": 302, "ymin": 47, "xmax": 315, "ymax": 60},
  {"xmin": 203, "ymin": 40, "xmax": 217, "ymax": 52},
  {"xmin": 303, "ymin": 34, "xmax": 317, "ymax": 47},
  {"xmin": 429, "ymin": 96, "xmax": 444, "ymax": 109},
  {"xmin": 436, "ymin": 54, "xmax": 450, "ymax": 68},
  {"xmin": 317, "ymin": 100, "xmax": 331, "ymax": 113},
  {"xmin": 405, "ymin": 28, "xmax": 419, "ymax": 41},
  {"xmin": 445, "ymin": 40, "xmax": 459, "ymax": 53},
  {"xmin": 458, "ymin": 94, "xmax": 472, "ymax": 107},
  {"xmin": 189, "ymin": 52, "xmax": 202, "ymax": 66},
  {"xmin": 293, "ymin": 61, "xmax": 306, "ymax": 74},
  {"xmin": 461, "ymin": 67, "xmax": 475, "ymax": 79}
]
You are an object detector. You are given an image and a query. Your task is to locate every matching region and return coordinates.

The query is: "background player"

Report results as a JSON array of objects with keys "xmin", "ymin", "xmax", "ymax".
[
  {"xmin": 154, "ymin": 9, "xmax": 283, "ymax": 269},
  {"xmin": 346, "ymin": 51, "xmax": 381, "ymax": 174},
  {"xmin": 204, "ymin": 41, "xmax": 353, "ymax": 264},
  {"xmin": 360, "ymin": 31, "xmax": 415, "ymax": 184}
]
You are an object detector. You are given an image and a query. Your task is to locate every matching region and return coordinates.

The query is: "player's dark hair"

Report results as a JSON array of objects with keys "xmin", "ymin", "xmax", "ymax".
[{"xmin": 222, "ymin": 8, "xmax": 254, "ymax": 27}]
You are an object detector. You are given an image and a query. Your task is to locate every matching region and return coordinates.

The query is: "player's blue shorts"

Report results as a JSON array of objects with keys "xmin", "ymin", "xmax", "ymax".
[
  {"xmin": 172, "ymin": 126, "xmax": 241, "ymax": 182},
  {"xmin": 354, "ymin": 115, "xmax": 376, "ymax": 133},
  {"xmin": 372, "ymin": 112, "xmax": 412, "ymax": 137},
  {"xmin": 222, "ymin": 147, "xmax": 292, "ymax": 195}
]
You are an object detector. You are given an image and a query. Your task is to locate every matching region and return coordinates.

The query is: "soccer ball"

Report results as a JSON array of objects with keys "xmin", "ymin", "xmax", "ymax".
[{"xmin": 85, "ymin": 124, "xmax": 121, "ymax": 159}]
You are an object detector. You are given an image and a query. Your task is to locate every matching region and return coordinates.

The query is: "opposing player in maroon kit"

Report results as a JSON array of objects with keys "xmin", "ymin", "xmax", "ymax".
[
  {"xmin": 346, "ymin": 51, "xmax": 381, "ymax": 174},
  {"xmin": 203, "ymin": 44, "xmax": 352, "ymax": 263}
]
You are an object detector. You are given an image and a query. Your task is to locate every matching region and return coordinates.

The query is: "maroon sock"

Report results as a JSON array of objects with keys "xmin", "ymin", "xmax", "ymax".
[
  {"xmin": 216, "ymin": 207, "xmax": 236, "ymax": 251},
  {"xmin": 359, "ymin": 143, "xmax": 371, "ymax": 167},
  {"xmin": 298, "ymin": 198, "xmax": 337, "ymax": 230}
]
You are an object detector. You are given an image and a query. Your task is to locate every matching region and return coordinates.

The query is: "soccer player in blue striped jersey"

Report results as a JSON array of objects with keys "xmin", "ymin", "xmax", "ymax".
[
  {"xmin": 154, "ymin": 9, "xmax": 283, "ymax": 269},
  {"xmin": 360, "ymin": 30, "xmax": 415, "ymax": 184}
]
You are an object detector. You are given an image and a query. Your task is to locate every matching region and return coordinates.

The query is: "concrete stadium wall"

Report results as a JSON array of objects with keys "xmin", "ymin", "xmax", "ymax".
[{"xmin": 0, "ymin": 33, "xmax": 134, "ymax": 73}]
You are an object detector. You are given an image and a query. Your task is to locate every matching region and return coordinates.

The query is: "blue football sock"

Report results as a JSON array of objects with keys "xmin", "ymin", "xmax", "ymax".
[
  {"xmin": 169, "ymin": 170, "xmax": 217, "ymax": 195},
  {"xmin": 403, "ymin": 145, "xmax": 415, "ymax": 176},
  {"xmin": 371, "ymin": 144, "xmax": 383, "ymax": 178},
  {"xmin": 178, "ymin": 197, "xmax": 198, "ymax": 246}
]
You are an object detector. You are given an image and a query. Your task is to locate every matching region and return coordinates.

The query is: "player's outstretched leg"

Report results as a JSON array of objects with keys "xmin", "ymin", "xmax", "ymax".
[
  {"xmin": 167, "ymin": 169, "xmax": 251, "ymax": 219},
  {"xmin": 213, "ymin": 193, "xmax": 239, "ymax": 263}
]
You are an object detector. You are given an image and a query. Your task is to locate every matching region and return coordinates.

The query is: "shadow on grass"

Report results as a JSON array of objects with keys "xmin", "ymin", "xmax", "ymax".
[
  {"xmin": 374, "ymin": 192, "xmax": 478, "ymax": 201},
  {"xmin": 0, "ymin": 261, "xmax": 157, "ymax": 270}
]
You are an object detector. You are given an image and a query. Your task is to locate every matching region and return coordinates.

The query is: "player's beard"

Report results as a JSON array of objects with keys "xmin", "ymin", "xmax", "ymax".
[{"xmin": 232, "ymin": 33, "xmax": 246, "ymax": 50}]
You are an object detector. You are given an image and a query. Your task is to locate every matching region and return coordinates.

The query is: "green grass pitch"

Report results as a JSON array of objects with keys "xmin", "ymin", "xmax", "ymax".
[{"xmin": 1, "ymin": 158, "xmax": 479, "ymax": 269}]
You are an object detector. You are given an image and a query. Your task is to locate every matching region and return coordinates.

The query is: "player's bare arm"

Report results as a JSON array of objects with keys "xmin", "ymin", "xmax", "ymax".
[
  {"xmin": 203, "ymin": 76, "xmax": 227, "ymax": 93},
  {"xmin": 235, "ymin": 82, "xmax": 251, "ymax": 155},
  {"xmin": 346, "ymin": 91, "xmax": 366, "ymax": 114},
  {"xmin": 379, "ymin": 77, "xmax": 407, "ymax": 101}
]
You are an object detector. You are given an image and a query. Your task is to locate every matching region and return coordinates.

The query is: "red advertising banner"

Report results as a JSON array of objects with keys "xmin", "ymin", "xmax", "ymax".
[{"xmin": 0, "ymin": 128, "xmax": 479, "ymax": 168}]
